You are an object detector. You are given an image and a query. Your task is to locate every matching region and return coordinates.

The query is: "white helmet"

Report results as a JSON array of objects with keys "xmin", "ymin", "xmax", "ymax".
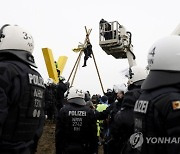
[
  {"xmin": 67, "ymin": 87, "xmax": 86, "ymax": 105},
  {"xmin": 46, "ymin": 78, "xmax": 54, "ymax": 86},
  {"xmin": 107, "ymin": 88, "xmax": 113, "ymax": 93},
  {"xmin": 126, "ymin": 65, "xmax": 148, "ymax": 85},
  {"xmin": 113, "ymin": 83, "xmax": 127, "ymax": 93},
  {"xmin": 147, "ymin": 35, "xmax": 180, "ymax": 71},
  {"xmin": 142, "ymin": 35, "xmax": 180, "ymax": 90},
  {"xmin": 0, "ymin": 24, "xmax": 34, "ymax": 53}
]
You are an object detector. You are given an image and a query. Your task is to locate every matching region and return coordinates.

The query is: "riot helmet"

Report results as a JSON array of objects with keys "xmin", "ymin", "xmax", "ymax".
[
  {"xmin": 0, "ymin": 24, "xmax": 36, "ymax": 67},
  {"xmin": 0, "ymin": 24, "xmax": 34, "ymax": 53},
  {"xmin": 126, "ymin": 65, "xmax": 148, "ymax": 86},
  {"xmin": 142, "ymin": 35, "xmax": 180, "ymax": 89},
  {"xmin": 66, "ymin": 87, "xmax": 86, "ymax": 106},
  {"xmin": 45, "ymin": 78, "xmax": 54, "ymax": 86},
  {"xmin": 113, "ymin": 83, "xmax": 127, "ymax": 93}
]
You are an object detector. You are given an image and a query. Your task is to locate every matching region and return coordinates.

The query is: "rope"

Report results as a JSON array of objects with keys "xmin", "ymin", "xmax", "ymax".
[
  {"xmin": 67, "ymin": 50, "xmax": 82, "ymax": 82},
  {"xmin": 85, "ymin": 26, "xmax": 105, "ymax": 94},
  {"xmin": 70, "ymin": 50, "xmax": 83, "ymax": 87}
]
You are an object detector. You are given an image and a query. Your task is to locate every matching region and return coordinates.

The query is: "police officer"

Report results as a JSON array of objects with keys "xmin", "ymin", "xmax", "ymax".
[
  {"xmin": 0, "ymin": 24, "xmax": 45, "ymax": 154},
  {"xmin": 94, "ymin": 84, "xmax": 127, "ymax": 154},
  {"xmin": 133, "ymin": 36, "xmax": 180, "ymax": 154},
  {"xmin": 111, "ymin": 65, "xmax": 148, "ymax": 154},
  {"xmin": 104, "ymin": 88, "xmax": 117, "ymax": 105},
  {"xmin": 56, "ymin": 76, "xmax": 69, "ymax": 111},
  {"xmin": 45, "ymin": 78, "xmax": 57, "ymax": 121},
  {"xmin": 111, "ymin": 83, "xmax": 127, "ymax": 119},
  {"xmin": 99, "ymin": 19, "xmax": 112, "ymax": 40},
  {"xmin": 84, "ymin": 91, "xmax": 91, "ymax": 102},
  {"xmin": 55, "ymin": 87, "xmax": 98, "ymax": 154},
  {"xmin": 105, "ymin": 85, "xmax": 126, "ymax": 154}
]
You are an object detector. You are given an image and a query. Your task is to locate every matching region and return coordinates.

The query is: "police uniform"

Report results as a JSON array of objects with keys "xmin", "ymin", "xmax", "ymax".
[
  {"xmin": 56, "ymin": 80, "xmax": 69, "ymax": 111},
  {"xmin": 45, "ymin": 83, "xmax": 57, "ymax": 121},
  {"xmin": 134, "ymin": 86, "xmax": 180, "ymax": 154},
  {"xmin": 111, "ymin": 84, "xmax": 142, "ymax": 154},
  {"xmin": 0, "ymin": 51, "xmax": 45, "ymax": 154},
  {"xmin": 104, "ymin": 90, "xmax": 116, "ymax": 105},
  {"xmin": 133, "ymin": 35, "xmax": 180, "ymax": 154},
  {"xmin": 56, "ymin": 98, "xmax": 98, "ymax": 154}
]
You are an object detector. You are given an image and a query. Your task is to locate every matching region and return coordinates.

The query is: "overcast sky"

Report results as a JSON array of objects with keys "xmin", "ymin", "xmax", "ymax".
[{"xmin": 1, "ymin": 0, "xmax": 180, "ymax": 95}]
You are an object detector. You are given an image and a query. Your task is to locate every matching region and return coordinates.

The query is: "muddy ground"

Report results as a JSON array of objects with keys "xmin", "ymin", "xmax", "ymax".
[
  {"xmin": 36, "ymin": 121, "xmax": 103, "ymax": 154},
  {"xmin": 37, "ymin": 121, "xmax": 56, "ymax": 154}
]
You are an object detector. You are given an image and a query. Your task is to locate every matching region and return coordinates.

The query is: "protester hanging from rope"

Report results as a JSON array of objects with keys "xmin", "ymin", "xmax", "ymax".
[{"xmin": 82, "ymin": 41, "xmax": 93, "ymax": 67}]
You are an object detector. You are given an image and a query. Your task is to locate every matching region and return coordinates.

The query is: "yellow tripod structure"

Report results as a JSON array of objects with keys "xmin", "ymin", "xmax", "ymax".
[{"xmin": 68, "ymin": 26, "xmax": 105, "ymax": 94}]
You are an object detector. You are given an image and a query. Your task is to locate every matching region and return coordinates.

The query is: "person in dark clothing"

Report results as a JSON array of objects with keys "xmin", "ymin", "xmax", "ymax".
[
  {"xmin": 45, "ymin": 78, "xmax": 57, "ymax": 121},
  {"xmin": 86, "ymin": 100, "xmax": 95, "ymax": 110},
  {"xmin": 91, "ymin": 94, "xmax": 100, "ymax": 109},
  {"xmin": 99, "ymin": 19, "xmax": 112, "ymax": 40},
  {"xmin": 109, "ymin": 84, "xmax": 127, "ymax": 127},
  {"xmin": 104, "ymin": 88, "xmax": 117, "ymax": 105},
  {"xmin": 111, "ymin": 65, "xmax": 148, "ymax": 154},
  {"xmin": 0, "ymin": 24, "xmax": 45, "ymax": 154},
  {"xmin": 102, "ymin": 85, "xmax": 127, "ymax": 154},
  {"xmin": 55, "ymin": 87, "xmax": 98, "ymax": 154},
  {"xmin": 84, "ymin": 90, "xmax": 91, "ymax": 102},
  {"xmin": 55, "ymin": 61, "xmax": 61, "ymax": 79},
  {"xmin": 93, "ymin": 84, "xmax": 127, "ymax": 154},
  {"xmin": 134, "ymin": 36, "xmax": 180, "ymax": 154},
  {"xmin": 82, "ymin": 41, "xmax": 92, "ymax": 67},
  {"xmin": 56, "ymin": 76, "xmax": 69, "ymax": 111}
]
